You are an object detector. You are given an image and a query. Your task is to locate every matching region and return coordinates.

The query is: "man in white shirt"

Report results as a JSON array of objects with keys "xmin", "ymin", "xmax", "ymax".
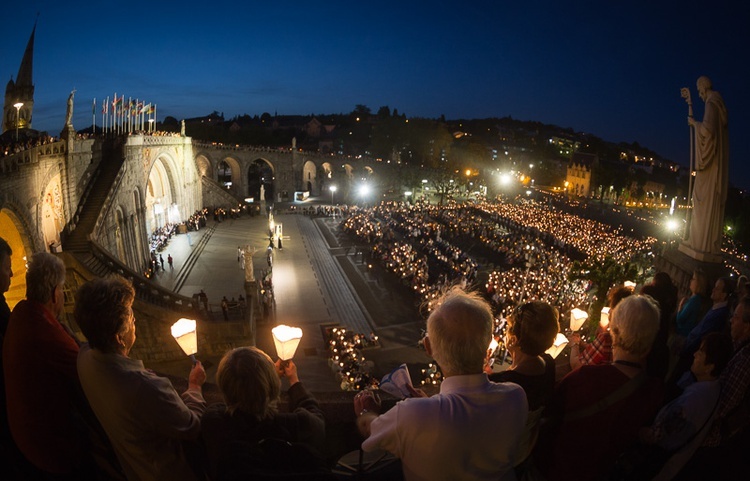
[{"xmin": 355, "ymin": 287, "xmax": 528, "ymax": 481}]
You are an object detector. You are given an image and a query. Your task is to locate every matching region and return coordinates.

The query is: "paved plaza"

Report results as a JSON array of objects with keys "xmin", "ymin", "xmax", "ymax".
[{"xmin": 149, "ymin": 204, "xmax": 431, "ymax": 392}]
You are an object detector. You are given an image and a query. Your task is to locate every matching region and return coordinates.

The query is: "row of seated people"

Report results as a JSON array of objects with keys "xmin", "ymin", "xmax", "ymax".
[{"xmin": 1, "ymin": 249, "xmax": 749, "ymax": 480}]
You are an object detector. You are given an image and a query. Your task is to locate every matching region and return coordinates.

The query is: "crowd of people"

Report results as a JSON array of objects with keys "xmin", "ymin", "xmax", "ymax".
[
  {"xmin": 0, "ymin": 133, "xmax": 60, "ymax": 158},
  {"xmin": 1, "ymin": 186, "xmax": 750, "ymax": 481}
]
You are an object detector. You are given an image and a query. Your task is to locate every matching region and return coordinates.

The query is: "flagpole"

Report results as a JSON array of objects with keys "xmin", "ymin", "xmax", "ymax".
[{"xmin": 92, "ymin": 98, "xmax": 96, "ymax": 135}]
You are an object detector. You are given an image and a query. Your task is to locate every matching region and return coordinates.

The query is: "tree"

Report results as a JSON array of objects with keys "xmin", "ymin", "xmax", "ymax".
[{"xmin": 568, "ymin": 256, "xmax": 638, "ymax": 337}]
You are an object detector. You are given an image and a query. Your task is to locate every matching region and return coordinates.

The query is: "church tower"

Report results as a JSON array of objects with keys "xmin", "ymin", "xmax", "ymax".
[{"xmin": 3, "ymin": 21, "xmax": 36, "ymax": 135}]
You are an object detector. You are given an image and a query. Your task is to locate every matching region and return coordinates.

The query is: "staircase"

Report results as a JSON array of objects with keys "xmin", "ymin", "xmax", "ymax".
[
  {"xmin": 60, "ymin": 138, "xmax": 202, "ymax": 315},
  {"xmin": 63, "ymin": 139, "xmax": 125, "ymax": 253}
]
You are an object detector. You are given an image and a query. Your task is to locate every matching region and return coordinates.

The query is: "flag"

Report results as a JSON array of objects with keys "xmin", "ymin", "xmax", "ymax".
[
  {"xmin": 113, "ymin": 95, "xmax": 122, "ymax": 108},
  {"xmin": 139, "ymin": 103, "xmax": 151, "ymax": 114},
  {"xmin": 147, "ymin": 104, "xmax": 155, "ymax": 114}
]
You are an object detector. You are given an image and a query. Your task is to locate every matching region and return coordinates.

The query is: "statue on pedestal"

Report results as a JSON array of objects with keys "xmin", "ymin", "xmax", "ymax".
[
  {"xmin": 243, "ymin": 245, "xmax": 257, "ymax": 282},
  {"xmin": 65, "ymin": 89, "xmax": 76, "ymax": 126},
  {"xmin": 680, "ymin": 76, "xmax": 729, "ymax": 262}
]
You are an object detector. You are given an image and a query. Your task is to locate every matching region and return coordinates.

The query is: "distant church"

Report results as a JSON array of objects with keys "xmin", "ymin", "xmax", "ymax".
[{"xmin": 2, "ymin": 21, "xmax": 36, "ymax": 139}]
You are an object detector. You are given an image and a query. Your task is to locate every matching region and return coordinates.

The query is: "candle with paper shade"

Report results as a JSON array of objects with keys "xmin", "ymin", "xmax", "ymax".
[
  {"xmin": 624, "ymin": 280, "xmax": 636, "ymax": 290},
  {"xmin": 171, "ymin": 318, "xmax": 198, "ymax": 362},
  {"xmin": 545, "ymin": 332, "xmax": 569, "ymax": 359},
  {"xmin": 600, "ymin": 307, "xmax": 611, "ymax": 329},
  {"xmin": 272, "ymin": 324, "xmax": 303, "ymax": 362},
  {"xmin": 570, "ymin": 308, "xmax": 588, "ymax": 331}
]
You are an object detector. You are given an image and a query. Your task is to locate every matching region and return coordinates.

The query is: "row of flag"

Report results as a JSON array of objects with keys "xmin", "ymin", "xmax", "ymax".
[{"xmin": 91, "ymin": 94, "xmax": 157, "ymax": 134}]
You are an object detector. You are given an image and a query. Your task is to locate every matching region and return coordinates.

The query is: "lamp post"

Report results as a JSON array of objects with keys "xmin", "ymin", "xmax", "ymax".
[
  {"xmin": 13, "ymin": 102, "xmax": 23, "ymax": 141},
  {"xmin": 329, "ymin": 185, "xmax": 337, "ymax": 206}
]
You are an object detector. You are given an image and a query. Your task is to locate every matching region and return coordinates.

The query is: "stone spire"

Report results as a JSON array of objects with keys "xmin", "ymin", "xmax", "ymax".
[{"xmin": 3, "ymin": 20, "xmax": 36, "ymax": 134}]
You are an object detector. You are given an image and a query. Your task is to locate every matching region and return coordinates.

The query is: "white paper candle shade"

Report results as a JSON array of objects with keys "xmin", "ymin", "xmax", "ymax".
[
  {"xmin": 272, "ymin": 325, "xmax": 303, "ymax": 361},
  {"xmin": 171, "ymin": 318, "xmax": 197, "ymax": 357},
  {"xmin": 545, "ymin": 332, "xmax": 569, "ymax": 359},
  {"xmin": 570, "ymin": 308, "xmax": 588, "ymax": 331},
  {"xmin": 624, "ymin": 280, "xmax": 636, "ymax": 290},
  {"xmin": 600, "ymin": 307, "xmax": 611, "ymax": 329},
  {"xmin": 488, "ymin": 338, "xmax": 499, "ymax": 354}
]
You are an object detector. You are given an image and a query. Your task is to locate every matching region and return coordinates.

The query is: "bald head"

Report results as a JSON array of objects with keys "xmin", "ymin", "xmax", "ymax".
[{"xmin": 426, "ymin": 287, "xmax": 493, "ymax": 375}]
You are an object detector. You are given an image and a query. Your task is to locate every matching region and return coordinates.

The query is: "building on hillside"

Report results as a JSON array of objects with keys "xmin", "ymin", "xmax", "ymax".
[
  {"xmin": 549, "ymin": 136, "xmax": 580, "ymax": 157},
  {"xmin": 565, "ymin": 152, "xmax": 597, "ymax": 197}
]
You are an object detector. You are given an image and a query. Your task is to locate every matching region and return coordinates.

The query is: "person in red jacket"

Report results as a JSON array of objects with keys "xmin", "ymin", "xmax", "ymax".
[{"xmin": 2, "ymin": 252, "xmax": 95, "ymax": 477}]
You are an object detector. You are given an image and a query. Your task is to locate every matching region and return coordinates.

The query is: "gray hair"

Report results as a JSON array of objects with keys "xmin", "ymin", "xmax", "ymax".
[
  {"xmin": 610, "ymin": 294, "xmax": 660, "ymax": 357},
  {"xmin": 25, "ymin": 252, "xmax": 66, "ymax": 303},
  {"xmin": 427, "ymin": 286, "xmax": 493, "ymax": 375}
]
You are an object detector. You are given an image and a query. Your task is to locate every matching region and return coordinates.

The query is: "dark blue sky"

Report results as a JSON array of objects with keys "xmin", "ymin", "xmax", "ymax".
[{"xmin": 4, "ymin": 1, "xmax": 748, "ymax": 189}]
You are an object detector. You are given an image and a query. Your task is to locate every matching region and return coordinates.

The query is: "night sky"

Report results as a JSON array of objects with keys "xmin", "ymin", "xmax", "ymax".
[{"xmin": 3, "ymin": 1, "xmax": 748, "ymax": 189}]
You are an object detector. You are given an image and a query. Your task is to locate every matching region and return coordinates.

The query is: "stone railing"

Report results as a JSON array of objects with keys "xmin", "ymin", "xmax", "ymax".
[
  {"xmin": 0, "ymin": 140, "xmax": 66, "ymax": 174},
  {"xmin": 88, "ymin": 239, "xmax": 203, "ymax": 314}
]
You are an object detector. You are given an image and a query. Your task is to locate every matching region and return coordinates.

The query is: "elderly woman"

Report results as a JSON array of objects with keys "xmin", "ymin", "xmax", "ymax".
[
  {"xmin": 200, "ymin": 347, "xmax": 327, "ymax": 480},
  {"xmin": 534, "ymin": 295, "xmax": 665, "ymax": 481},
  {"xmin": 488, "ymin": 301, "xmax": 559, "ymax": 473},
  {"xmin": 75, "ymin": 276, "xmax": 207, "ymax": 481}
]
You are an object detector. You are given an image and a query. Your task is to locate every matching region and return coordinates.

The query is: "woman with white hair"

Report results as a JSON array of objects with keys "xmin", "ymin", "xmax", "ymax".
[{"xmin": 534, "ymin": 295, "xmax": 666, "ymax": 481}]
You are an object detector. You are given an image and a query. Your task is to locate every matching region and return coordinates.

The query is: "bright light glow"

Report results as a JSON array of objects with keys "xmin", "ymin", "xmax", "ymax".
[
  {"xmin": 272, "ymin": 325, "xmax": 303, "ymax": 361},
  {"xmin": 500, "ymin": 174, "xmax": 511, "ymax": 186},
  {"xmin": 666, "ymin": 218, "xmax": 679, "ymax": 232},
  {"xmin": 404, "ymin": 191, "xmax": 413, "ymax": 196},
  {"xmin": 244, "ymin": 197, "xmax": 254, "ymax": 203},
  {"xmin": 330, "ymin": 185, "xmax": 337, "ymax": 193},
  {"xmin": 171, "ymin": 318, "xmax": 197, "ymax": 356},
  {"xmin": 359, "ymin": 184, "xmax": 370, "ymax": 197},
  {"xmin": 421, "ymin": 179, "xmax": 428, "ymax": 184},
  {"xmin": 546, "ymin": 333, "xmax": 569, "ymax": 359},
  {"xmin": 465, "ymin": 169, "xmax": 471, "ymax": 177},
  {"xmin": 570, "ymin": 308, "xmax": 588, "ymax": 331}
]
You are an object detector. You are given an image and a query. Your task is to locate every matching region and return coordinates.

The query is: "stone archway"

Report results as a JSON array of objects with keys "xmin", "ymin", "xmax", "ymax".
[
  {"xmin": 145, "ymin": 156, "xmax": 177, "ymax": 234},
  {"xmin": 195, "ymin": 155, "xmax": 211, "ymax": 178},
  {"xmin": 302, "ymin": 160, "xmax": 317, "ymax": 195},
  {"xmin": 247, "ymin": 159, "xmax": 275, "ymax": 202},
  {"xmin": 0, "ymin": 209, "xmax": 30, "ymax": 310}
]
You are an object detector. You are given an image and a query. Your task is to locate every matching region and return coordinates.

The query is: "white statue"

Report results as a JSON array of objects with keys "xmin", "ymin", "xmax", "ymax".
[
  {"xmin": 243, "ymin": 245, "xmax": 257, "ymax": 282},
  {"xmin": 65, "ymin": 89, "xmax": 76, "ymax": 126},
  {"xmin": 681, "ymin": 76, "xmax": 729, "ymax": 259}
]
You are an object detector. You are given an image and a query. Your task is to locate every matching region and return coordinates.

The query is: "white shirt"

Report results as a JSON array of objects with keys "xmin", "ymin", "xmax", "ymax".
[{"xmin": 363, "ymin": 373, "xmax": 527, "ymax": 481}]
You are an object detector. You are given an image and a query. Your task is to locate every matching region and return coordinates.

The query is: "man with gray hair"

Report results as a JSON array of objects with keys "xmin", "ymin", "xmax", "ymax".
[
  {"xmin": 2, "ymin": 252, "xmax": 91, "ymax": 476},
  {"xmin": 354, "ymin": 287, "xmax": 528, "ymax": 480}
]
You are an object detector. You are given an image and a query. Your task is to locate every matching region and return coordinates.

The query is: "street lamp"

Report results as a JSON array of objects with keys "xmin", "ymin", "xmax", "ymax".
[
  {"xmin": 13, "ymin": 102, "xmax": 23, "ymax": 141},
  {"xmin": 329, "ymin": 185, "xmax": 337, "ymax": 206}
]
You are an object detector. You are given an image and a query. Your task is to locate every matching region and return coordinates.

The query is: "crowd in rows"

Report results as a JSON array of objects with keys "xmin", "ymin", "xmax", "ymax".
[{"xmin": 1, "ymin": 133, "xmax": 60, "ymax": 157}]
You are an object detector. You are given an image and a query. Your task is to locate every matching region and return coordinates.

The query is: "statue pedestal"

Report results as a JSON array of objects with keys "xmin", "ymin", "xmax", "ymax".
[
  {"xmin": 60, "ymin": 124, "xmax": 75, "ymax": 140},
  {"xmin": 655, "ymin": 246, "xmax": 728, "ymax": 298},
  {"xmin": 678, "ymin": 242, "xmax": 723, "ymax": 264}
]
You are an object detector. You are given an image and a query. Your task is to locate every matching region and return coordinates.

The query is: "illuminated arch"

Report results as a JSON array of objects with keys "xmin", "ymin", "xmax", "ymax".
[
  {"xmin": 195, "ymin": 154, "xmax": 211, "ymax": 177},
  {"xmin": 145, "ymin": 156, "xmax": 177, "ymax": 234},
  {"xmin": 302, "ymin": 160, "xmax": 317, "ymax": 194},
  {"xmin": 0, "ymin": 208, "xmax": 31, "ymax": 309}
]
